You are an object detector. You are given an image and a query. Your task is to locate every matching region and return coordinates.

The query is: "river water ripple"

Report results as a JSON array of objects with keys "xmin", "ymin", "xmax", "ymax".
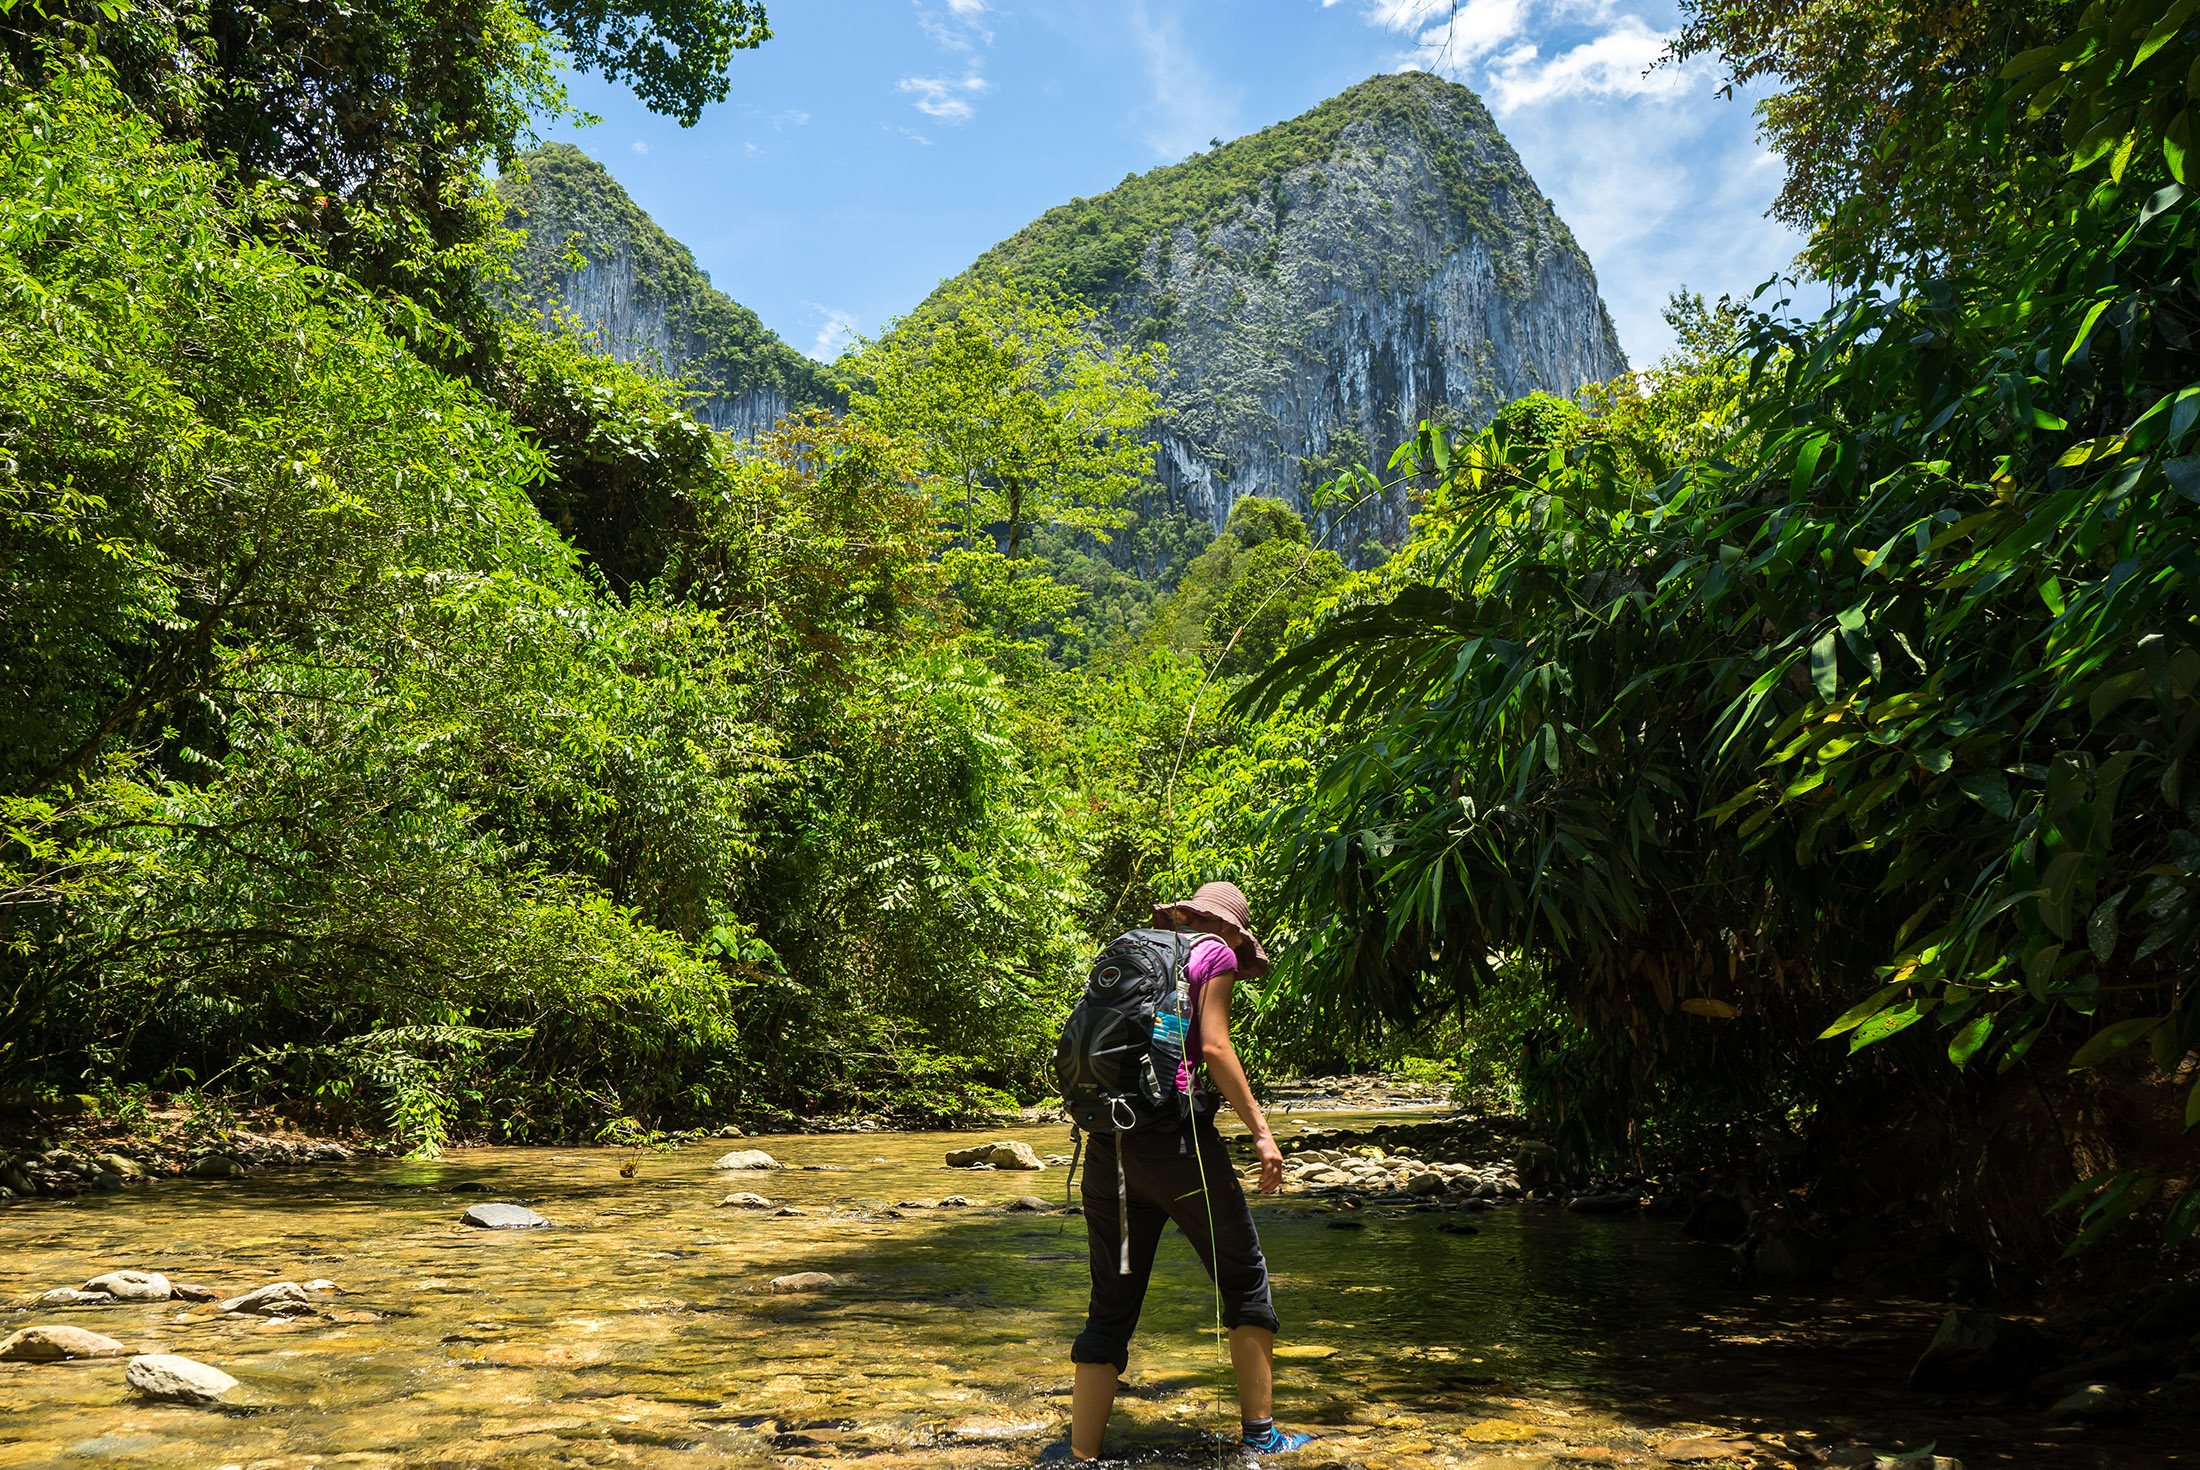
[{"xmin": 0, "ymin": 1112, "xmax": 2185, "ymax": 1468}]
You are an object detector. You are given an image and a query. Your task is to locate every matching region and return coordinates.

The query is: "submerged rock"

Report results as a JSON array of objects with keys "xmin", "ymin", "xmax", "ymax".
[
  {"xmin": 0, "ymin": 1324, "xmax": 130, "ymax": 1361},
  {"xmin": 1909, "ymin": 1308, "xmax": 2050, "ymax": 1389},
  {"xmin": 186, "ymin": 1154, "xmax": 246, "ymax": 1179},
  {"xmin": 2049, "ymin": 1382, "xmax": 2130, "ymax": 1420},
  {"xmin": 451, "ymin": 1180, "xmax": 491, "ymax": 1193},
  {"xmin": 460, "ymin": 1202, "xmax": 549, "ymax": 1230},
  {"xmin": 937, "ymin": 1195, "xmax": 974, "ymax": 1207},
  {"xmin": 713, "ymin": 1149, "xmax": 780, "ymax": 1171},
  {"xmin": 168, "ymin": 1283, "xmax": 221, "ymax": 1302},
  {"xmin": 126, "ymin": 1353, "xmax": 238, "ymax": 1404},
  {"xmin": 84, "ymin": 1270, "xmax": 171, "ymax": 1301},
  {"xmin": 31, "ymin": 1288, "xmax": 112, "ymax": 1307},
  {"xmin": 766, "ymin": 1272, "xmax": 843, "ymax": 1293},
  {"xmin": 718, "ymin": 1192, "xmax": 773, "ymax": 1209},
  {"xmin": 1006, "ymin": 1195, "xmax": 1051, "ymax": 1212}
]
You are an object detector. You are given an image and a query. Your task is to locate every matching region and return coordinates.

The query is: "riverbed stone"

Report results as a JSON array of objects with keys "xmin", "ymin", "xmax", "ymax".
[
  {"xmin": 220, "ymin": 1282, "xmax": 312, "ymax": 1315},
  {"xmin": 0, "ymin": 1324, "xmax": 130, "ymax": 1361},
  {"xmin": 84, "ymin": 1271, "xmax": 170, "ymax": 1302},
  {"xmin": 2049, "ymin": 1382, "xmax": 2130, "ymax": 1420},
  {"xmin": 896, "ymin": 1198, "xmax": 939, "ymax": 1209},
  {"xmin": 767, "ymin": 1272, "xmax": 842, "ymax": 1293},
  {"xmin": 126, "ymin": 1353, "xmax": 237, "ymax": 1404},
  {"xmin": 713, "ymin": 1149, "xmax": 780, "ymax": 1170},
  {"xmin": 1909, "ymin": 1308, "xmax": 2048, "ymax": 1389},
  {"xmin": 1660, "ymin": 1437, "xmax": 1759, "ymax": 1461},
  {"xmin": 187, "ymin": 1154, "xmax": 245, "ymax": 1179},
  {"xmin": 168, "ymin": 1283, "xmax": 220, "ymax": 1302},
  {"xmin": 937, "ymin": 1194, "xmax": 974, "ymax": 1207},
  {"xmin": 1006, "ymin": 1195, "xmax": 1050, "ymax": 1212},
  {"xmin": 945, "ymin": 1140, "xmax": 1044, "ymax": 1170},
  {"xmin": 461, "ymin": 1202, "xmax": 549, "ymax": 1230},
  {"xmin": 772, "ymin": 1206, "xmax": 810, "ymax": 1217},
  {"xmin": 32, "ymin": 1288, "xmax": 113, "ymax": 1307},
  {"xmin": 718, "ymin": 1192, "xmax": 773, "ymax": 1209}
]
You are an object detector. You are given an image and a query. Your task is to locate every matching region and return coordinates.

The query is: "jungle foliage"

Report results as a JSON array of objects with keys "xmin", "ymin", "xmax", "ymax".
[
  {"xmin": 1236, "ymin": 0, "xmax": 2200, "ymax": 1248},
  {"xmin": 0, "ymin": 23, "xmax": 1102, "ymax": 1149}
]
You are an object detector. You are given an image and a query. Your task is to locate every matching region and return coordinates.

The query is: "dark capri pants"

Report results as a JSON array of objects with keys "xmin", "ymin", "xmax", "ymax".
[{"xmin": 1070, "ymin": 1118, "xmax": 1280, "ymax": 1374}]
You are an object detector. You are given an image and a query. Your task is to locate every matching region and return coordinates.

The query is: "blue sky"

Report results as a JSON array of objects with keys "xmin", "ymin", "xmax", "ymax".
[{"xmin": 532, "ymin": 0, "xmax": 1807, "ymax": 369}]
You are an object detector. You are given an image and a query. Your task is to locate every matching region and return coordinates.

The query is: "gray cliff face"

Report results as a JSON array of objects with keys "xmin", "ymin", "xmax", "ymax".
[
  {"xmin": 1114, "ymin": 113, "xmax": 1627, "ymax": 555},
  {"xmin": 956, "ymin": 74, "xmax": 1630, "ymax": 563},
  {"xmin": 497, "ymin": 144, "xmax": 837, "ymax": 433},
  {"xmin": 546, "ymin": 253, "xmax": 802, "ymax": 439}
]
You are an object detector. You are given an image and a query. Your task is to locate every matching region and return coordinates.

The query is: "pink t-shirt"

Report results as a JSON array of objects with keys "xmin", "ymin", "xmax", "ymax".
[{"xmin": 1185, "ymin": 934, "xmax": 1238, "ymax": 1066}]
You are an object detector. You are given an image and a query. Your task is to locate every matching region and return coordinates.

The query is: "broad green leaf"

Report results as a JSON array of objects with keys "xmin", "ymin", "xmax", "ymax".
[
  {"xmin": 1958, "ymin": 769, "xmax": 2013, "ymax": 818},
  {"xmin": 2068, "ymin": 1016, "xmax": 2158, "ymax": 1070},
  {"xmin": 1811, "ymin": 628, "xmax": 1839, "ymax": 700},
  {"xmin": 1850, "ymin": 997, "xmax": 1937, "ymax": 1051},
  {"xmin": 2087, "ymin": 887, "xmax": 2126, "ymax": 961},
  {"xmin": 1948, "ymin": 1013, "xmax": 1996, "ymax": 1067},
  {"xmin": 2163, "ymin": 1186, "xmax": 2200, "ymax": 1246},
  {"xmin": 1819, "ymin": 980, "xmax": 1911, "ymax": 1038}
]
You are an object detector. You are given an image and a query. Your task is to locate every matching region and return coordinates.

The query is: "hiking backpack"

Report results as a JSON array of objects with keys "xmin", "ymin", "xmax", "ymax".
[{"xmin": 1052, "ymin": 927, "xmax": 1206, "ymax": 1138}]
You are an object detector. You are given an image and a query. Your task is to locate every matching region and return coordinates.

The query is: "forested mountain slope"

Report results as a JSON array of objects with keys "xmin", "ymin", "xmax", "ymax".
[
  {"xmin": 942, "ymin": 72, "xmax": 1629, "ymax": 559},
  {"xmin": 497, "ymin": 144, "xmax": 838, "ymax": 434}
]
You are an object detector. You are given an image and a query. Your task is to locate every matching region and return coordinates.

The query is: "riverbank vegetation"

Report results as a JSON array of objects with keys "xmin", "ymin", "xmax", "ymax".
[{"xmin": 0, "ymin": 0, "xmax": 2193, "ymax": 1285}]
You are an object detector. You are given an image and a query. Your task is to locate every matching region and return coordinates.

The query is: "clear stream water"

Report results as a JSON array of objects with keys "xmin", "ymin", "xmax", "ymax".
[{"xmin": 0, "ymin": 1111, "xmax": 2183, "ymax": 1468}]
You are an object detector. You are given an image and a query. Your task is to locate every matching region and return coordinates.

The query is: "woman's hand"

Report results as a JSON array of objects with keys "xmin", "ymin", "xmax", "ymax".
[{"xmin": 1253, "ymin": 1132, "xmax": 1284, "ymax": 1195}]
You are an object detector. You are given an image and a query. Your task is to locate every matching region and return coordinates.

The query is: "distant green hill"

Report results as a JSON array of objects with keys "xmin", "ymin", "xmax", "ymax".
[{"xmin": 496, "ymin": 144, "xmax": 837, "ymax": 434}]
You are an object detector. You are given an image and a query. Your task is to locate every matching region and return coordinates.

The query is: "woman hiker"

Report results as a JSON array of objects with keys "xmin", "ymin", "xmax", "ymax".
[{"xmin": 1067, "ymin": 881, "xmax": 1315, "ymax": 1460}]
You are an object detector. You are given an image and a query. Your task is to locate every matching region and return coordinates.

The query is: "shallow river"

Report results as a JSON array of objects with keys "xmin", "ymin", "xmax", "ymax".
[{"xmin": 0, "ymin": 1112, "xmax": 2182, "ymax": 1468}]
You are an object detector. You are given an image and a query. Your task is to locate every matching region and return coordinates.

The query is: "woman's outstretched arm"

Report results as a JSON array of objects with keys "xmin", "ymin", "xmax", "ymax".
[{"xmin": 1196, "ymin": 974, "xmax": 1284, "ymax": 1194}]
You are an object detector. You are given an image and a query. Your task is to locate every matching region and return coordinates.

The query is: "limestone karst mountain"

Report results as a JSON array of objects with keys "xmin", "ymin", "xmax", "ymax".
[
  {"xmin": 941, "ymin": 71, "xmax": 1629, "ymax": 559},
  {"xmin": 496, "ymin": 144, "xmax": 837, "ymax": 434}
]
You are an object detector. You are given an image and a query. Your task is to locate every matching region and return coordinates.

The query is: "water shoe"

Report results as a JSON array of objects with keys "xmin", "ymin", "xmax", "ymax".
[{"xmin": 1239, "ymin": 1425, "xmax": 1314, "ymax": 1454}]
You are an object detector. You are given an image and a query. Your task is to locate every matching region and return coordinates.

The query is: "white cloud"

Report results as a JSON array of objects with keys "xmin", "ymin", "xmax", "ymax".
[
  {"xmin": 1483, "ymin": 16, "xmax": 1688, "ymax": 111},
  {"xmin": 631, "ymin": 139, "xmax": 649, "ymax": 154},
  {"xmin": 903, "ymin": 0, "xmax": 993, "ymax": 122},
  {"xmin": 744, "ymin": 140, "xmax": 759, "ymax": 157},
  {"xmin": 809, "ymin": 305, "xmax": 861, "ymax": 361},
  {"xmin": 1126, "ymin": 0, "xmax": 1239, "ymax": 160},
  {"xmin": 899, "ymin": 73, "xmax": 989, "ymax": 122},
  {"xmin": 770, "ymin": 109, "xmax": 810, "ymax": 129}
]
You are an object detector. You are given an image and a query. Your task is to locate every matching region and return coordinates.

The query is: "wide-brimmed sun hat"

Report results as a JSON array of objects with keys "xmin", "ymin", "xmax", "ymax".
[{"xmin": 1152, "ymin": 880, "xmax": 1271, "ymax": 979}]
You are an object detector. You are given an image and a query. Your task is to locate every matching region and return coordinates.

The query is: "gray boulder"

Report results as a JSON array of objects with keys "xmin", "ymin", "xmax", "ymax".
[
  {"xmin": 945, "ymin": 1141, "xmax": 1043, "ymax": 1170},
  {"xmin": 218, "ymin": 1282, "xmax": 311, "ymax": 1315},
  {"xmin": 712, "ymin": 1149, "xmax": 780, "ymax": 1170},
  {"xmin": 186, "ymin": 1155, "xmax": 245, "ymax": 1179},
  {"xmin": 718, "ymin": 1192, "xmax": 773, "ymax": 1209},
  {"xmin": 126, "ymin": 1353, "xmax": 237, "ymax": 1404},
  {"xmin": 460, "ymin": 1202, "xmax": 549, "ymax": 1230},
  {"xmin": 1006, "ymin": 1195, "xmax": 1050, "ymax": 1212},
  {"xmin": 84, "ymin": 1270, "xmax": 171, "ymax": 1302},
  {"xmin": 168, "ymin": 1283, "xmax": 221, "ymax": 1302},
  {"xmin": 0, "ymin": 1324, "xmax": 129, "ymax": 1361}
]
